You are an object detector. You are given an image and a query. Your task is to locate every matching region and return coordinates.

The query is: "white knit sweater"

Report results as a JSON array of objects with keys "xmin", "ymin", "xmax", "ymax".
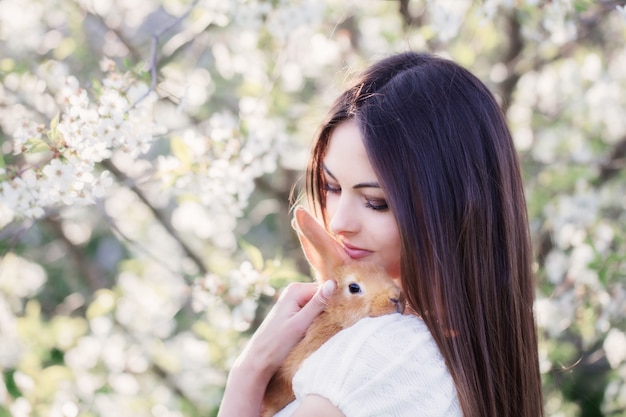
[{"xmin": 273, "ymin": 313, "xmax": 462, "ymax": 417}]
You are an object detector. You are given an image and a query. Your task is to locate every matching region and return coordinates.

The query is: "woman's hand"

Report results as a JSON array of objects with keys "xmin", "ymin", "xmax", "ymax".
[{"xmin": 217, "ymin": 280, "xmax": 336, "ymax": 417}]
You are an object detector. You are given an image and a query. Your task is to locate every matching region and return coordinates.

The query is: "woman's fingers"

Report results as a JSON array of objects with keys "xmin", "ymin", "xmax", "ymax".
[
  {"xmin": 217, "ymin": 280, "xmax": 336, "ymax": 416},
  {"xmin": 238, "ymin": 280, "xmax": 335, "ymax": 372},
  {"xmin": 291, "ymin": 280, "xmax": 336, "ymax": 332}
]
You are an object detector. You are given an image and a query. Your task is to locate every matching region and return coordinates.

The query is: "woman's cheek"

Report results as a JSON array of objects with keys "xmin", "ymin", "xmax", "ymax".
[{"xmin": 324, "ymin": 193, "xmax": 338, "ymax": 220}]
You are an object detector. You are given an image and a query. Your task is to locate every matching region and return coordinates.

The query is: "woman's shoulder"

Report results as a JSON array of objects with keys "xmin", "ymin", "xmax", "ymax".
[
  {"xmin": 291, "ymin": 313, "xmax": 462, "ymax": 417},
  {"xmin": 320, "ymin": 313, "xmax": 434, "ymax": 355},
  {"xmin": 341, "ymin": 311, "xmax": 433, "ymax": 342},
  {"xmin": 315, "ymin": 313, "xmax": 442, "ymax": 362}
]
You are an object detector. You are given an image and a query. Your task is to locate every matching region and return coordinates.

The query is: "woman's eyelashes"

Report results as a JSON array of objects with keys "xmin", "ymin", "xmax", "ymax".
[
  {"xmin": 323, "ymin": 182, "xmax": 389, "ymax": 211},
  {"xmin": 365, "ymin": 199, "xmax": 389, "ymax": 211},
  {"xmin": 323, "ymin": 182, "xmax": 341, "ymax": 194}
]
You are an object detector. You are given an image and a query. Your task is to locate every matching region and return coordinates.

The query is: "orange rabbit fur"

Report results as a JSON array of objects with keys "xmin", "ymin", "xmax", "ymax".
[{"xmin": 261, "ymin": 207, "xmax": 405, "ymax": 417}]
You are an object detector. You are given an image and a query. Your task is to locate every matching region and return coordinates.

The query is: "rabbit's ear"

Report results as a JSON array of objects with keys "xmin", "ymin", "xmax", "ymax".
[{"xmin": 293, "ymin": 206, "xmax": 351, "ymax": 279}]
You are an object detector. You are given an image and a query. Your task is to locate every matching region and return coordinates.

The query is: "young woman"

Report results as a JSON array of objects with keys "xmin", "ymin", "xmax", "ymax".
[{"xmin": 218, "ymin": 52, "xmax": 544, "ymax": 417}]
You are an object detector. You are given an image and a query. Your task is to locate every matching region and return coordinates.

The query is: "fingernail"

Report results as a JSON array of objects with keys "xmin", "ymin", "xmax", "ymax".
[{"xmin": 321, "ymin": 280, "xmax": 336, "ymax": 298}]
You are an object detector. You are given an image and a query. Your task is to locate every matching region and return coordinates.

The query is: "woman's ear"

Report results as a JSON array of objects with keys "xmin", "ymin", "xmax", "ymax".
[{"xmin": 292, "ymin": 206, "xmax": 351, "ymax": 279}]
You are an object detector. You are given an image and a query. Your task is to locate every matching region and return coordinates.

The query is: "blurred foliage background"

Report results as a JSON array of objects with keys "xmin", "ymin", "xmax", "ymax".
[{"xmin": 0, "ymin": 0, "xmax": 625, "ymax": 416}]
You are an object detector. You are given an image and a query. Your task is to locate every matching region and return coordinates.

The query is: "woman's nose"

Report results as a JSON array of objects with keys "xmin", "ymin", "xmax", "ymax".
[{"xmin": 328, "ymin": 197, "xmax": 359, "ymax": 235}]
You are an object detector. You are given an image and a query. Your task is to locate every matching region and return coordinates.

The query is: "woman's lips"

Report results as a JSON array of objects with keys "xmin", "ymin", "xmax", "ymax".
[{"xmin": 342, "ymin": 243, "xmax": 372, "ymax": 260}]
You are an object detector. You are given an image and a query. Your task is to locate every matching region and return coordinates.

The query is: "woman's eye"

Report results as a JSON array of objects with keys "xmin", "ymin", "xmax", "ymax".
[
  {"xmin": 365, "ymin": 199, "xmax": 388, "ymax": 211},
  {"xmin": 323, "ymin": 183, "xmax": 341, "ymax": 194}
]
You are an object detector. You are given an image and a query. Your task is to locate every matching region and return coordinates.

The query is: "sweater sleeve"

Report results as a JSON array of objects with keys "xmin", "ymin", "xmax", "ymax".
[{"xmin": 289, "ymin": 314, "xmax": 462, "ymax": 417}]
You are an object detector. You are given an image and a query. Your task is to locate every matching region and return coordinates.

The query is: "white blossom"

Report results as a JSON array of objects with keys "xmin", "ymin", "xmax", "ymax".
[
  {"xmin": 2, "ymin": 69, "xmax": 157, "ymax": 222},
  {"xmin": 535, "ymin": 293, "xmax": 576, "ymax": 337},
  {"xmin": 426, "ymin": 0, "xmax": 471, "ymax": 42},
  {"xmin": 616, "ymin": 5, "xmax": 626, "ymax": 22},
  {"xmin": 11, "ymin": 120, "xmax": 43, "ymax": 154},
  {"xmin": 604, "ymin": 329, "xmax": 626, "ymax": 369},
  {"xmin": 0, "ymin": 253, "xmax": 47, "ymax": 311}
]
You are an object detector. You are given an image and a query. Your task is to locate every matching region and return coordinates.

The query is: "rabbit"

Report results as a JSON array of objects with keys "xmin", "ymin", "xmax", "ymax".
[{"xmin": 261, "ymin": 206, "xmax": 405, "ymax": 417}]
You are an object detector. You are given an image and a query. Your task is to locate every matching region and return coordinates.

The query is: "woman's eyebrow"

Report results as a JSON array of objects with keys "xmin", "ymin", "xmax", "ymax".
[
  {"xmin": 322, "ymin": 164, "xmax": 381, "ymax": 189},
  {"xmin": 322, "ymin": 164, "xmax": 337, "ymax": 181}
]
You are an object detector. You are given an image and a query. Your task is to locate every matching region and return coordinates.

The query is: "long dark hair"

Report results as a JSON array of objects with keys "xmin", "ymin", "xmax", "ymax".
[{"xmin": 306, "ymin": 52, "xmax": 544, "ymax": 417}]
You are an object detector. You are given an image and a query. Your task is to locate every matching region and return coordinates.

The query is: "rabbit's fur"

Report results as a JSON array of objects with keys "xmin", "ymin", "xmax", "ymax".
[{"xmin": 261, "ymin": 207, "xmax": 405, "ymax": 416}]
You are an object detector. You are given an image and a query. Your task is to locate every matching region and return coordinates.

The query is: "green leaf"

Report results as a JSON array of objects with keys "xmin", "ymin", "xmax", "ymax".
[
  {"xmin": 0, "ymin": 406, "xmax": 11, "ymax": 417},
  {"xmin": 50, "ymin": 112, "xmax": 60, "ymax": 132},
  {"xmin": 573, "ymin": 0, "xmax": 592, "ymax": 12},
  {"xmin": 26, "ymin": 137, "xmax": 51, "ymax": 153},
  {"xmin": 170, "ymin": 136, "xmax": 191, "ymax": 168},
  {"xmin": 3, "ymin": 370, "xmax": 22, "ymax": 398},
  {"xmin": 92, "ymin": 78, "xmax": 102, "ymax": 95},
  {"xmin": 48, "ymin": 112, "xmax": 62, "ymax": 144},
  {"xmin": 86, "ymin": 289, "xmax": 117, "ymax": 319},
  {"xmin": 240, "ymin": 240, "xmax": 265, "ymax": 271}
]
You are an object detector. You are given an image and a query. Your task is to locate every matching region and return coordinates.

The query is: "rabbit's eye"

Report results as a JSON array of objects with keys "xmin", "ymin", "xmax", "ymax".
[{"xmin": 348, "ymin": 283, "xmax": 362, "ymax": 294}]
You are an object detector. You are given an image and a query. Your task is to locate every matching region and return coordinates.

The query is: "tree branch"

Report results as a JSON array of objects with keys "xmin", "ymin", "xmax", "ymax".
[
  {"xmin": 498, "ymin": 1, "xmax": 620, "ymax": 114},
  {"xmin": 44, "ymin": 216, "xmax": 107, "ymax": 291},
  {"xmin": 398, "ymin": 0, "xmax": 424, "ymax": 28},
  {"xmin": 534, "ymin": 135, "xmax": 626, "ymax": 265},
  {"xmin": 594, "ymin": 136, "xmax": 626, "ymax": 186},
  {"xmin": 83, "ymin": 10, "xmax": 143, "ymax": 62},
  {"xmin": 498, "ymin": 10, "xmax": 524, "ymax": 113},
  {"xmin": 131, "ymin": 0, "xmax": 201, "ymax": 109},
  {"xmin": 101, "ymin": 159, "xmax": 207, "ymax": 276}
]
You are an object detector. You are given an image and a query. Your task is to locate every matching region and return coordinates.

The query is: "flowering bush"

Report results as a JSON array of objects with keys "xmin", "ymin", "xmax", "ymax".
[{"xmin": 0, "ymin": 0, "xmax": 625, "ymax": 416}]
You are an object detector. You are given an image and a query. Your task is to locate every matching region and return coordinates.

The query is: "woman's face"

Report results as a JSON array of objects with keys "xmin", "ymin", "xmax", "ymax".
[{"xmin": 322, "ymin": 119, "xmax": 402, "ymax": 279}]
